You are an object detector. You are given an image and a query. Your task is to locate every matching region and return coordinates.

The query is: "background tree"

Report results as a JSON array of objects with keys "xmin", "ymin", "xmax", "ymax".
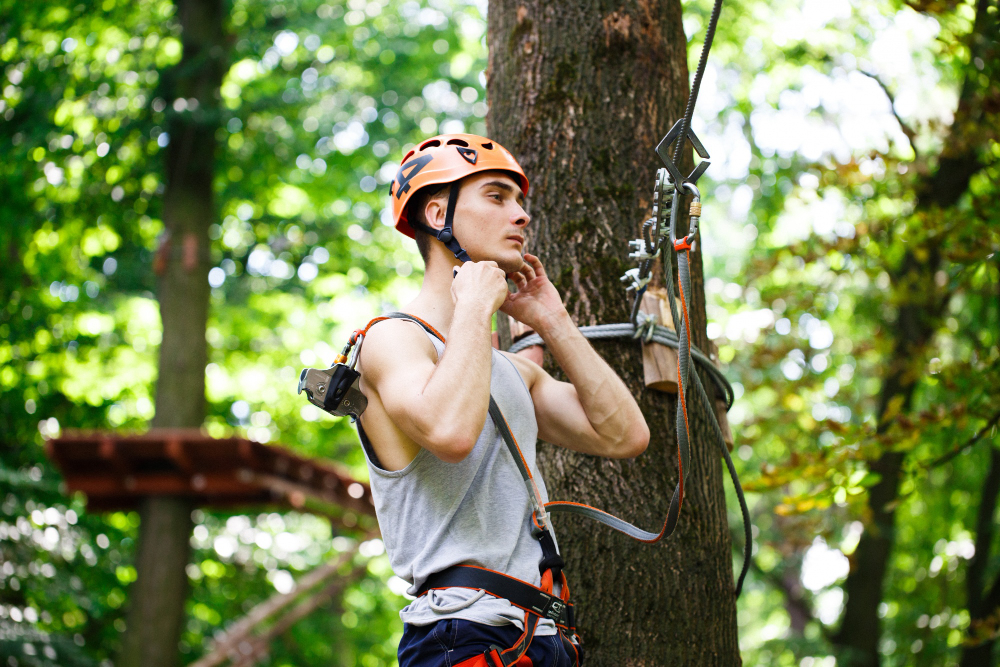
[
  {"xmin": 1, "ymin": 1, "xmax": 488, "ymax": 664},
  {"xmin": 117, "ymin": 1, "xmax": 228, "ymax": 666},
  {"xmin": 832, "ymin": 2, "xmax": 999, "ymax": 664},
  {"xmin": 701, "ymin": 0, "xmax": 1000, "ymax": 663},
  {"xmin": 487, "ymin": 0, "xmax": 742, "ymax": 663}
]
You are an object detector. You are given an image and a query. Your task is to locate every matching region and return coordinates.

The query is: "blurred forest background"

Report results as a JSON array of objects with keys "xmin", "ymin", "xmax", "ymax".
[{"xmin": 1, "ymin": 0, "xmax": 997, "ymax": 666}]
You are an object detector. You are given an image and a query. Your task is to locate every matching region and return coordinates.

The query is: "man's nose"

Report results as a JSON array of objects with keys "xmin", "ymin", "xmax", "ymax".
[{"xmin": 512, "ymin": 204, "xmax": 530, "ymax": 227}]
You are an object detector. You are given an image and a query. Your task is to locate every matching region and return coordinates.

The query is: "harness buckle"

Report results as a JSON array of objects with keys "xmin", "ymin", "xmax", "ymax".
[
  {"xmin": 483, "ymin": 645, "xmax": 505, "ymax": 667},
  {"xmin": 298, "ymin": 330, "xmax": 370, "ymax": 420},
  {"xmin": 297, "ymin": 364, "xmax": 368, "ymax": 420}
]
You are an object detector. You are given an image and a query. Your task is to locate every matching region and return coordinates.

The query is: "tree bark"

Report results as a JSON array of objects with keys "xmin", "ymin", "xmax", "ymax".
[
  {"xmin": 487, "ymin": 1, "xmax": 741, "ymax": 663},
  {"xmin": 960, "ymin": 447, "xmax": 1000, "ymax": 667},
  {"xmin": 832, "ymin": 2, "xmax": 997, "ymax": 665},
  {"xmin": 118, "ymin": 2, "xmax": 227, "ymax": 667}
]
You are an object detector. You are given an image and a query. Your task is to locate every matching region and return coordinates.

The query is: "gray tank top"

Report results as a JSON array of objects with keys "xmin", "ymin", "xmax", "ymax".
[{"xmin": 360, "ymin": 321, "xmax": 558, "ymax": 635}]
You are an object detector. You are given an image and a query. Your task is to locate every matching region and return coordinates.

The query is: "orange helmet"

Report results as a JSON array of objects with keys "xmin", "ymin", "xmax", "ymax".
[{"xmin": 389, "ymin": 134, "xmax": 529, "ymax": 261}]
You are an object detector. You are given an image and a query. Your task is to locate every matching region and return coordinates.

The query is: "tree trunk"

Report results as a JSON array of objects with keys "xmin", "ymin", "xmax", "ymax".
[
  {"xmin": 118, "ymin": 2, "xmax": 227, "ymax": 666},
  {"xmin": 959, "ymin": 446, "xmax": 1000, "ymax": 667},
  {"xmin": 832, "ymin": 1, "xmax": 997, "ymax": 664},
  {"xmin": 487, "ymin": 1, "xmax": 741, "ymax": 663}
]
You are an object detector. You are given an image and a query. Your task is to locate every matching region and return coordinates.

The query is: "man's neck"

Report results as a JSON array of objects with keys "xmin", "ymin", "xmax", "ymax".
[{"xmin": 402, "ymin": 251, "xmax": 463, "ymax": 337}]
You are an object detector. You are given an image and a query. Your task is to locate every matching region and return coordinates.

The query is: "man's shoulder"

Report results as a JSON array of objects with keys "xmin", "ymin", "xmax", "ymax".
[
  {"xmin": 359, "ymin": 317, "xmax": 439, "ymax": 376},
  {"xmin": 496, "ymin": 349, "xmax": 542, "ymax": 391}
]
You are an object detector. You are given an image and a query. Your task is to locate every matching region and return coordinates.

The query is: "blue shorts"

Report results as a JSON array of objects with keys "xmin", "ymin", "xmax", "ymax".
[{"xmin": 398, "ymin": 618, "xmax": 574, "ymax": 667}]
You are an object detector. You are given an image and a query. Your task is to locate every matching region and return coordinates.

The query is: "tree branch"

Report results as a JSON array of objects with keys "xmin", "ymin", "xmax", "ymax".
[
  {"xmin": 859, "ymin": 69, "xmax": 919, "ymax": 157},
  {"xmin": 229, "ymin": 563, "xmax": 368, "ymax": 667},
  {"xmin": 927, "ymin": 410, "xmax": 1000, "ymax": 469},
  {"xmin": 190, "ymin": 534, "xmax": 372, "ymax": 667}
]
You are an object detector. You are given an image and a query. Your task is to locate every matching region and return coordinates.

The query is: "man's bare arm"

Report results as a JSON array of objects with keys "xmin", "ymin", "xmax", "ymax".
[
  {"xmin": 359, "ymin": 262, "xmax": 508, "ymax": 463},
  {"xmin": 502, "ymin": 254, "xmax": 649, "ymax": 458},
  {"xmin": 504, "ymin": 321, "xmax": 649, "ymax": 458}
]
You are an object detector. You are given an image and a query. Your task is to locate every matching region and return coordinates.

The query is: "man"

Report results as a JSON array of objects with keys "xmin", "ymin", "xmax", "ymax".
[{"xmin": 356, "ymin": 134, "xmax": 649, "ymax": 666}]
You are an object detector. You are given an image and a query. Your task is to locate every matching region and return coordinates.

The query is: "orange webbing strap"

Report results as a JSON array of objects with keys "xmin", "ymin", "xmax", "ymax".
[
  {"xmin": 360, "ymin": 316, "xmax": 390, "ymax": 336},
  {"xmin": 445, "ymin": 613, "xmax": 538, "ymax": 667},
  {"xmin": 546, "ymin": 246, "xmax": 699, "ymax": 544},
  {"xmin": 675, "ymin": 271, "xmax": 693, "ymax": 506},
  {"xmin": 453, "ymin": 653, "xmax": 534, "ymax": 667},
  {"xmin": 359, "ymin": 312, "xmax": 447, "ymax": 342},
  {"xmin": 494, "ymin": 611, "xmax": 539, "ymax": 666}
]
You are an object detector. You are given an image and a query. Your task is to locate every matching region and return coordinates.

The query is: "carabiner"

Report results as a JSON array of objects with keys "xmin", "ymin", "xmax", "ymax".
[{"xmin": 670, "ymin": 182, "xmax": 701, "ymax": 250}]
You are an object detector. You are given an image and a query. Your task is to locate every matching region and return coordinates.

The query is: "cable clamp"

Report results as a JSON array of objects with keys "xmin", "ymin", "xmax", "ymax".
[
  {"xmin": 632, "ymin": 313, "xmax": 658, "ymax": 343},
  {"xmin": 628, "ymin": 239, "xmax": 660, "ymax": 261},
  {"xmin": 620, "ymin": 267, "xmax": 651, "ymax": 292}
]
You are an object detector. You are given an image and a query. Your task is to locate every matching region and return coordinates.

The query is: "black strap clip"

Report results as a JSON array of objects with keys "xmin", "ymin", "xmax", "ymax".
[{"xmin": 484, "ymin": 645, "xmax": 505, "ymax": 667}]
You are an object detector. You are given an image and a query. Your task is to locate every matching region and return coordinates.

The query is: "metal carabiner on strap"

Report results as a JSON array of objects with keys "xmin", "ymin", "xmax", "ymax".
[{"xmin": 671, "ymin": 182, "xmax": 701, "ymax": 253}]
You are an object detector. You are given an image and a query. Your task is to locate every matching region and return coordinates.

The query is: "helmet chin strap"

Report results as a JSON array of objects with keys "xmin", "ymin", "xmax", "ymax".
[{"xmin": 410, "ymin": 185, "xmax": 471, "ymax": 263}]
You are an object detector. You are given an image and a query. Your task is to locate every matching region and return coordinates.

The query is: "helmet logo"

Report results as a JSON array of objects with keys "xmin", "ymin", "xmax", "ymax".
[
  {"xmin": 456, "ymin": 146, "xmax": 478, "ymax": 165},
  {"xmin": 394, "ymin": 154, "xmax": 433, "ymax": 199}
]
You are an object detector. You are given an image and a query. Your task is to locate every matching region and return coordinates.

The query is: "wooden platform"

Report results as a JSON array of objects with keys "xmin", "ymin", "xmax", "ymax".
[{"xmin": 46, "ymin": 429, "xmax": 376, "ymax": 519}]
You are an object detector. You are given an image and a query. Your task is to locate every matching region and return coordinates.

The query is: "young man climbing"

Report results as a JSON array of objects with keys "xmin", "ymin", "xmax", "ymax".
[{"xmin": 356, "ymin": 134, "xmax": 649, "ymax": 667}]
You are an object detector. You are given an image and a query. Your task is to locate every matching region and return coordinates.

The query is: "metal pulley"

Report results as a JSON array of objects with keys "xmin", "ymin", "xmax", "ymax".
[{"xmin": 297, "ymin": 331, "xmax": 369, "ymax": 420}]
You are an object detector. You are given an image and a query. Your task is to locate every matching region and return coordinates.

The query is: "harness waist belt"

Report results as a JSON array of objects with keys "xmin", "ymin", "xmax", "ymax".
[{"xmin": 416, "ymin": 565, "xmax": 575, "ymax": 631}]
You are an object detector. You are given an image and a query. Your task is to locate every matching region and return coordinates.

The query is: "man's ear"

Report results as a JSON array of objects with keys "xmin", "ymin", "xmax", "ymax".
[{"xmin": 423, "ymin": 194, "xmax": 448, "ymax": 234}]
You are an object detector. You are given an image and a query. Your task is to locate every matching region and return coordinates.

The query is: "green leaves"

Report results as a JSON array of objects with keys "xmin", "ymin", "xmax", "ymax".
[{"xmin": 2, "ymin": 0, "xmax": 487, "ymax": 664}]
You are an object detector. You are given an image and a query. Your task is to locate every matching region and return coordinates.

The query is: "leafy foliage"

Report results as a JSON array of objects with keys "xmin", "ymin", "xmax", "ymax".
[
  {"xmin": 694, "ymin": 0, "xmax": 1000, "ymax": 662},
  {"xmin": 2, "ymin": 0, "xmax": 487, "ymax": 664}
]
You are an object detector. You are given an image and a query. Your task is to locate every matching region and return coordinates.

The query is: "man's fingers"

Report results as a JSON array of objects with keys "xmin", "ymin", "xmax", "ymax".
[
  {"xmin": 520, "ymin": 262, "xmax": 537, "ymax": 283},
  {"xmin": 524, "ymin": 253, "xmax": 546, "ymax": 277}
]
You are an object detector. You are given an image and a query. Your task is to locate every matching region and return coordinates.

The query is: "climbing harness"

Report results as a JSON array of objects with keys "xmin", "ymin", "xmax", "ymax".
[{"xmin": 298, "ymin": 1, "xmax": 753, "ymax": 658}]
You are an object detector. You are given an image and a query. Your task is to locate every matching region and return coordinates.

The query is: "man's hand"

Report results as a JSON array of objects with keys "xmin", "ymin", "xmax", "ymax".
[
  {"xmin": 501, "ymin": 253, "xmax": 568, "ymax": 333},
  {"xmin": 451, "ymin": 261, "xmax": 509, "ymax": 316}
]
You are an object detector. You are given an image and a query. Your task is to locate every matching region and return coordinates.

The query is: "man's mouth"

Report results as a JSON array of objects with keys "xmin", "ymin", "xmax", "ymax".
[{"xmin": 508, "ymin": 235, "xmax": 524, "ymax": 246}]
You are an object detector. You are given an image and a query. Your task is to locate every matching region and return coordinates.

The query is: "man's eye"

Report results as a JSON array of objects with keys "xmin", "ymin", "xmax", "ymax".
[{"xmin": 489, "ymin": 193, "xmax": 502, "ymax": 201}]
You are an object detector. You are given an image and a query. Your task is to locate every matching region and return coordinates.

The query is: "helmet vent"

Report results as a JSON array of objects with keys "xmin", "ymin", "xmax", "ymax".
[
  {"xmin": 419, "ymin": 139, "xmax": 441, "ymax": 150},
  {"xmin": 481, "ymin": 142, "xmax": 494, "ymax": 149},
  {"xmin": 446, "ymin": 138, "xmax": 469, "ymax": 147}
]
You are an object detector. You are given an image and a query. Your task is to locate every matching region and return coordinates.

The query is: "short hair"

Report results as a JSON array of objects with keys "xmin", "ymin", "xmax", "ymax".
[{"xmin": 406, "ymin": 181, "xmax": 452, "ymax": 264}]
